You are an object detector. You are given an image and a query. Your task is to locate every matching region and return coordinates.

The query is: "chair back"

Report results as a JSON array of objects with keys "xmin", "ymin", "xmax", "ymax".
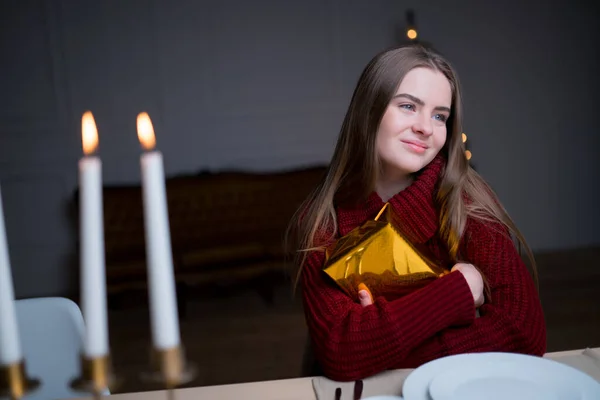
[{"xmin": 8, "ymin": 297, "xmax": 96, "ymax": 400}]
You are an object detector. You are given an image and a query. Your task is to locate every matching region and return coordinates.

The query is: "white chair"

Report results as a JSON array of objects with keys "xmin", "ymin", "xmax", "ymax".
[{"xmin": 9, "ymin": 297, "xmax": 108, "ymax": 400}]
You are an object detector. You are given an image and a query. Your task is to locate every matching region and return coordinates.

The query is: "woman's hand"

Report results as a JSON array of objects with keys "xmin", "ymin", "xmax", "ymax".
[
  {"xmin": 451, "ymin": 263, "xmax": 485, "ymax": 307},
  {"xmin": 357, "ymin": 264, "xmax": 485, "ymax": 308},
  {"xmin": 358, "ymin": 283, "xmax": 374, "ymax": 307}
]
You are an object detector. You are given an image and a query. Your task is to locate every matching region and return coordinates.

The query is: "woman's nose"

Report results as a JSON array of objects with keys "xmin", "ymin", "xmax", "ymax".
[{"xmin": 412, "ymin": 114, "xmax": 433, "ymax": 136}]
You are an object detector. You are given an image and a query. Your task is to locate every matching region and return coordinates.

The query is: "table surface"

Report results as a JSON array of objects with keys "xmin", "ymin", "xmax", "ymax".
[{"xmin": 70, "ymin": 347, "xmax": 599, "ymax": 400}]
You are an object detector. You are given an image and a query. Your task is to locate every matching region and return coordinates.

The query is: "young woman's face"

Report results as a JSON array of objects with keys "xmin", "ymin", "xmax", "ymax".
[{"xmin": 376, "ymin": 67, "xmax": 452, "ymax": 180}]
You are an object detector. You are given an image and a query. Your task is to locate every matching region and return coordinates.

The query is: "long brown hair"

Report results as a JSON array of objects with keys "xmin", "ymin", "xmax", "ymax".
[{"xmin": 287, "ymin": 44, "xmax": 538, "ymax": 290}]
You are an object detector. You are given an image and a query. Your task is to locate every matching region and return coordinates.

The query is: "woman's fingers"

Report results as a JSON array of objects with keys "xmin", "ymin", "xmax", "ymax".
[{"xmin": 358, "ymin": 283, "xmax": 373, "ymax": 307}]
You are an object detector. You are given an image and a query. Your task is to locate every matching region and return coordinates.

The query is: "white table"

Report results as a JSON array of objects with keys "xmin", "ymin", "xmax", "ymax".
[{"xmin": 71, "ymin": 347, "xmax": 599, "ymax": 400}]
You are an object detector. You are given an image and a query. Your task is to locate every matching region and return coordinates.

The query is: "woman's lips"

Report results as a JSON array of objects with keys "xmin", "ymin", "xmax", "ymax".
[{"xmin": 401, "ymin": 140, "xmax": 428, "ymax": 154}]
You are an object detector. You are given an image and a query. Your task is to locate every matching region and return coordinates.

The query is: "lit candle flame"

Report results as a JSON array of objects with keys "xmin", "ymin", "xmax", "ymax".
[
  {"xmin": 465, "ymin": 150, "xmax": 472, "ymax": 160},
  {"xmin": 462, "ymin": 133, "xmax": 467, "ymax": 143},
  {"xmin": 407, "ymin": 29, "xmax": 418, "ymax": 40},
  {"xmin": 81, "ymin": 111, "xmax": 99, "ymax": 156},
  {"xmin": 137, "ymin": 112, "xmax": 156, "ymax": 151}
]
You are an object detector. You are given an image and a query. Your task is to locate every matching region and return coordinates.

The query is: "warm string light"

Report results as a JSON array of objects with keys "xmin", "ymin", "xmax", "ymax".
[
  {"xmin": 405, "ymin": 10, "xmax": 417, "ymax": 41},
  {"xmin": 462, "ymin": 132, "xmax": 472, "ymax": 161}
]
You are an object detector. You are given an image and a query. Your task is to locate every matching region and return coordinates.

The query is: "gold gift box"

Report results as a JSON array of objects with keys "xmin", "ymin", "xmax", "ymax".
[{"xmin": 324, "ymin": 203, "xmax": 446, "ymax": 297}]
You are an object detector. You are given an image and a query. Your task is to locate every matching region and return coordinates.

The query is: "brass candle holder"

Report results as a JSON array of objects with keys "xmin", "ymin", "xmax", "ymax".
[
  {"xmin": 0, "ymin": 360, "xmax": 40, "ymax": 400},
  {"xmin": 141, "ymin": 345, "xmax": 197, "ymax": 399},
  {"xmin": 71, "ymin": 353, "xmax": 120, "ymax": 400}
]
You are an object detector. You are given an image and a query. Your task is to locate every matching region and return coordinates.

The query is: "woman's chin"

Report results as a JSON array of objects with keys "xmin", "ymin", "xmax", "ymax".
[{"xmin": 390, "ymin": 158, "xmax": 431, "ymax": 175}]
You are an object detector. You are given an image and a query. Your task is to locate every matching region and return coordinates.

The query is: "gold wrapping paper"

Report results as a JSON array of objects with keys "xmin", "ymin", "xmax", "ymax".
[{"xmin": 324, "ymin": 203, "xmax": 447, "ymax": 297}]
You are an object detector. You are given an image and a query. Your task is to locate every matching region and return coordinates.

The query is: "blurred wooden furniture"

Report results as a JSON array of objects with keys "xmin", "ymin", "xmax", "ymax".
[{"xmin": 71, "ymin": 165, "xmax": 326, "ymax": 313}]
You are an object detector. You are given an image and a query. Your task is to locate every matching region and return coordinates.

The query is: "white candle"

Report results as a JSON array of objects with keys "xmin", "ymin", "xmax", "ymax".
[
  {"xmin": 137, "ymin": 112, "xmax": 181, "ymax": 350},
  {"xmin": 79, "ymin": 111, "xmax": 109, "ymax": 358},
  {"xmin": 0, "ymin": 184, "xmax": 22, "ymax": 365}
]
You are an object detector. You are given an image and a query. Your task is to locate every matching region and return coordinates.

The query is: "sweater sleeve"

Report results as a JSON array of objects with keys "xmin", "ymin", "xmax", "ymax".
[
  {"xmin": 399, "ymin": 218, "xmax": 547, "ymax": 367},
  {"xmin": 301, "ymin": 250, "xmax": 476, "ymax": 381}
]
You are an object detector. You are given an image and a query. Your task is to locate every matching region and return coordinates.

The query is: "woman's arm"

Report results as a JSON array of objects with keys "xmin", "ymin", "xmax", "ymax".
[
  {"xmin": 398, "ymin": 218, "xmax": 547, "ymax": 367},
  {"xmin": 301, "ymin": 250, "xmax": 476, "ymax": 382}
]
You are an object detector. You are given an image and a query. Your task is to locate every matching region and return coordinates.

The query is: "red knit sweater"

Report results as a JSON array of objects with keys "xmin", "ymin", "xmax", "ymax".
[{"xmin": 301, "ymin": 156, "xmax": 547, "ymax": 381}]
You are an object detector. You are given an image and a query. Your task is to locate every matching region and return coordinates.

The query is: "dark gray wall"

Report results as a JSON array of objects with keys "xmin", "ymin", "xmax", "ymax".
[{"xmin": 1, "ymin": 0, "xmax": 599, "ymax": 297}]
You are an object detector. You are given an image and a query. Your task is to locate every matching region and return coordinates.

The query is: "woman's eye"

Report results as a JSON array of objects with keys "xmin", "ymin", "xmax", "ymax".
[
  {"xmin": 400, "ymin": 104, "xmax": 415, "ymax": 111},
  {"xmin": 434, "ymin": 114, "xmax": 448, "ymax": 123}
]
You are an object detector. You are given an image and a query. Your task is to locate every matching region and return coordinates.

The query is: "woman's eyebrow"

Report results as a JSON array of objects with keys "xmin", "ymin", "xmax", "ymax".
[{"xmin": 393, "ymin": 93, "xmax": 451, "ymax": 113}]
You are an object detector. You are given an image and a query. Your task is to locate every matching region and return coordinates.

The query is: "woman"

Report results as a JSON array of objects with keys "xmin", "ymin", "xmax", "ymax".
[{"xmin": 289, "ymin": 44, "xmax": 546, "ymax": 382}]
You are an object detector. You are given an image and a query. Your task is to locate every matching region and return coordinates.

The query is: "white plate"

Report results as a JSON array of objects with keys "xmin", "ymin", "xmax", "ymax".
[{"xmin": 402, "ymin": 352, "xmax": 600, "ymax": 400}]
